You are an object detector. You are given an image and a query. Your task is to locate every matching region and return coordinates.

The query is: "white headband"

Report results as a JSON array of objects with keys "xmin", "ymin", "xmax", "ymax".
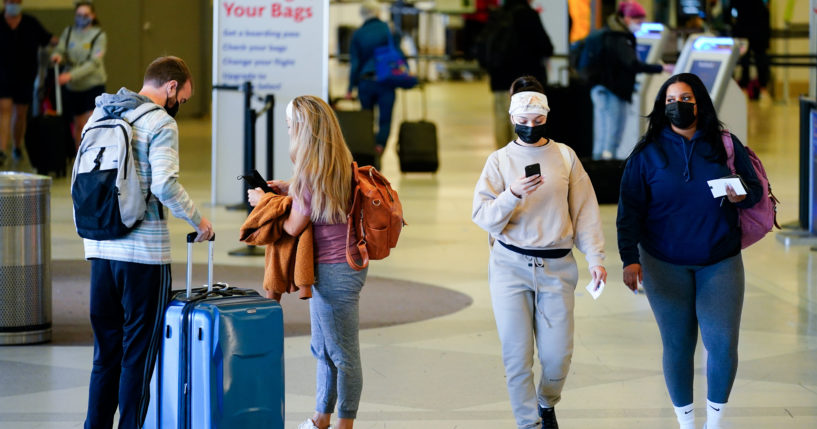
[{"xmin": 509, "ymin": 91, "xmax": 550, "ymax": 116}]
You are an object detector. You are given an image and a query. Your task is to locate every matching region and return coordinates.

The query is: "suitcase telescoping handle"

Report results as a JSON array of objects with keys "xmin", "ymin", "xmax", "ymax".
[
  {"xmin": 53, "ymin": 64, "xmax": 63, "ymax": 116},
  {"xmin": 186, "ymin": 232, "xmax": 216, "ymax": 298}
]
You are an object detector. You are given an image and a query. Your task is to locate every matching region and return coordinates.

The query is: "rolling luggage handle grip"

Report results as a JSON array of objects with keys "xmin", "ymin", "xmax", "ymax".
[
  {"xmin": 53, "ymin": 64, "xmax": 63, "ymax": 116},
  {"xmin": 186, "ymin": 232, "xmax": 216, "ymax": 298}
]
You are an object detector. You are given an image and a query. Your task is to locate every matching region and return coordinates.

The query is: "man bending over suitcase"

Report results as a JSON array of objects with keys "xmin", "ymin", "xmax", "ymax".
[{"xmin": 79, "ymin": 56, "xmax": 214, "ymax": 429}]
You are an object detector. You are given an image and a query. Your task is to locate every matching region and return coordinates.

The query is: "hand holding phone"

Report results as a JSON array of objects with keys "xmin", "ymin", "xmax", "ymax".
[
  {"xmin": 240, "ymin": 170, "xmax": 275, "ymax": 193},
  {"xmin": 510, "ymin": 164, "xmax": 544, "ymax": 197}
]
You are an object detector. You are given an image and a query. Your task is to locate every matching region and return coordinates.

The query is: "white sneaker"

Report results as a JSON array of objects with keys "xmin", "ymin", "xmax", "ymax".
[
  {"xmin": 296, "ymin": 419, "xmax": 333, "ymax": 429},
  {"xmin": 297, "ymin": 419, "xmax": 318, "ymax": 429},
  {"xmin": 601, "ymin": 150, "xmax": 613, "ymax": 160}
]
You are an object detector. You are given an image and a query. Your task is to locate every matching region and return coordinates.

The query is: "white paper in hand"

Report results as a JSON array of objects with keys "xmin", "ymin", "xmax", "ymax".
[
  {"xmin": 585, "ymin": 279, "xmax": 605, "ymax": 300},
  {"xmin": 707, "ymin": 177, "xmax": 747, "ymax": 198}
]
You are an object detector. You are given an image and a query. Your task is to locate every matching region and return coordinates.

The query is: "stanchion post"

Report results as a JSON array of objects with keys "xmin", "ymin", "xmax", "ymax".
[
  {"xmin": 265, "ymin": 94, "xmax": 275, "ymax": 180},
  {"xmin": 228, "ymin": 82, "xmax": 270, "ymax": 257}
]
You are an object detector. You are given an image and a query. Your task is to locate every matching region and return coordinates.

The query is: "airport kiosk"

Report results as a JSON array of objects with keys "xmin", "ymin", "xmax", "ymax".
[
  {"xmin": 656, "ymin": 35, "xmax": 747, "ymax": 144},
  {"xmin": 617, "ymin": 23, "xmax": 669, "ymax": 159}
]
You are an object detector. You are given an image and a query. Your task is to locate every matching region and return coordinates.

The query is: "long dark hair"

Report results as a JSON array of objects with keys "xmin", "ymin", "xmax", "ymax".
[
  {"xmin": 630, "ymin": 73, "xmax": 725, "ymax": 163},
  {"xmin": 509, "ymin": 75, "xmax": 544, "ymax": 97}
]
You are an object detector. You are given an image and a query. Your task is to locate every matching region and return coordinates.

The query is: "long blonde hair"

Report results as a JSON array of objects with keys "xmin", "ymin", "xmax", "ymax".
[{"xmin": 288, "ymin": 96, "xmax": 353, "ymax": 224}]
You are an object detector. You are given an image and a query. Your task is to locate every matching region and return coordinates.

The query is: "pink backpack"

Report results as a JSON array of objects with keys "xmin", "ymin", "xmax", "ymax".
[{"xmin": 722, "ymin": 132, "xmax": 780, "ymax": 248}]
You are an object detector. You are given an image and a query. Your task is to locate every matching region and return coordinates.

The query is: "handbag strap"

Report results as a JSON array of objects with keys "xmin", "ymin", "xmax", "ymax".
[{"xmin": 721, "ymin": 130, "xmax": 736, "ymax": 174}]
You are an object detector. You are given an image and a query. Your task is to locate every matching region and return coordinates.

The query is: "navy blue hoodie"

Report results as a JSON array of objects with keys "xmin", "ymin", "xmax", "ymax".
[{"xmin": 616, "ymin": 127, "xmax": 763, "ymax": 267}]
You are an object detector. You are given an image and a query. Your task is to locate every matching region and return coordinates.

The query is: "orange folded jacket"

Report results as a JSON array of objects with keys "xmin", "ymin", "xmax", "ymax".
[{"xmin": 239, "ymin": 193, "xmax": 314, "ymax": 301}]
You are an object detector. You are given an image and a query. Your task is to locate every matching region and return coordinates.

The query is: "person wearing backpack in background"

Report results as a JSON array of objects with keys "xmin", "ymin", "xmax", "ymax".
[
  {"xmin": 616, "ymin": 73, "xmax": 763, "ymax": 429},
  {"xmin": 51, "ymin": 1, "xmax": 107, "ymax": 150},
  {"xmin": 589, "ymin": 1, "xmax": 664, "ymax": 160},
  {"xmin": 79, "ymin": 56, "xmax": 214, "ymax": 429},
  {"xmin": 476, "ymin": 0, "xmax": 553, "ymax": 149},
  {"xmin": 248, "ymin": 96, "xmax": 367, "ymax": 429},
  {"xmin": 346, "ymin": 0, "xmax": 402, "ymax": 160},
  {"xmin": 472, "ymin": 76, "xmax": 607, "ymax": 429}
]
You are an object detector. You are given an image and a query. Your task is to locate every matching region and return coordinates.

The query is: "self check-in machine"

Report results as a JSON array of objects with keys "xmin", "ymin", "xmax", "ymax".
[
  {"xmin": 617, "ymin": 23, "xmax": 669, "ymax": 159},
  {"xmin": 673, "ymin": 35, "xmax": 747, "ymax": 143}
]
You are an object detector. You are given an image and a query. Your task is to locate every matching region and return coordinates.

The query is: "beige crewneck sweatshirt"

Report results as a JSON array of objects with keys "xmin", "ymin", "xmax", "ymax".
[{"xmin": 472, "ymin": 140, "xmax": 606, "ymax": 268}]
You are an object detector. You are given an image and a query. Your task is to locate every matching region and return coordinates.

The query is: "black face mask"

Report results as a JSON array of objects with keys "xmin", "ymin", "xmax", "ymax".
[
  {"xmin": 515, "ymin": 123, "xmax": 547, "ymax": 144},
  {"xmin": 665, "ymin": 101, "xmax": 696, "ymax": 129},
  {"xmin": 164, "ymin": 90, "xmax": 180, "ymax": 118}
]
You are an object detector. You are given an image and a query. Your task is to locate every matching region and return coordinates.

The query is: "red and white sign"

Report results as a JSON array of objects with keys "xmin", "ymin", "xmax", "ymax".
[{"xmin": 212, "ymin": 0, "xmax": 328, "ymax": 205}]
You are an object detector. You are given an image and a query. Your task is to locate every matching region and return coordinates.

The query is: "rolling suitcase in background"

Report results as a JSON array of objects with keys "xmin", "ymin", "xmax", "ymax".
[
  {"xmin": 332, "ymin": 98, "xmax": 377, "ymax": 167},
  {"xmin": 24, "ymin": 63, "xmax": 74, "ymax": 176},
  {"xmin": 142, "ymin": 232, "xmax": 284, "ymax": 429},
  {"xmin": 397, "ymin": 86, "xmax": 439, "ymax": 173},
  {"xmin": 581, "ymin": 159, "xmax": 624, "ymax": 204}
]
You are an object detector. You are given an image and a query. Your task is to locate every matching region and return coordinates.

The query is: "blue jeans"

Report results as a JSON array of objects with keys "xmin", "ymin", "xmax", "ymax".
[
  {"xmin": 85, "ymin": 260, "xmax": 172, "ymax": 429},
  {"xmin": 590, "ymin": 85, "xmax": 628, "ymax": 160},
  {"xmin": 358, "ymin": 80, "xmax": 395, "ymax": 149},
  {"xmin": 310, "ymin": 263, "xmax": 368, "ymax": 419},
  {"xmin": 640, "ymin": 248, "xmax": 745, "ymax": 406}
]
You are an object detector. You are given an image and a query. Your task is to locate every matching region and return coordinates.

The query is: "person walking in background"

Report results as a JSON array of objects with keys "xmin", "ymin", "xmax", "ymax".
[
  {"xmin": 616, "ymin": 73, "xmax": 763, "ymax": 429},
  {"xmin": 81, "ymin": 56, "xmax": 214, "ymax": 429},
  {"xmin": 52, "ymin": 0, "xmax": 106, "ymax": 149},
  {"xmin": 478, "ymin": 0, "xmax": 553, "ymax": 149},
  {"xmin": 472, "ymin": 76, "xmax": 606, "ymax": 429},
  {"xmin": 346, "ymin": 1, "xmax": 399, "ymax": 159},
  {"xmin": 731, "ymin": 0, "xmax": 771, "ymax": 101},
  {"xmin": 0, "ymin": 0, "xmax": 53, "ymax": 164},
  {"xmin": 248, "ymin": 96, "xmax": 366, "ymax": 429},
  {"xmin": 589, "ymin": 1, "xmax": 663, "ymax": 160}
]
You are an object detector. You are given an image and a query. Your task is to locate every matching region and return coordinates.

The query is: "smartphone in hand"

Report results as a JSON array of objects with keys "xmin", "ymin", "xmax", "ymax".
[
  {"xmin": 525, "ymin": 163, "xmax": 541, "ymax": 178},
  {"xmin": 240, "ymin": 169, "xmax": 275, "ymax": 193}
]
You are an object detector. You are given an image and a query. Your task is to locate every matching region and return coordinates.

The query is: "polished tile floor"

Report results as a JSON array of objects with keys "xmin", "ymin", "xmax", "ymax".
[{"xmin": 1, "ymin": 79, "xmax": 816, "ymax": 429}]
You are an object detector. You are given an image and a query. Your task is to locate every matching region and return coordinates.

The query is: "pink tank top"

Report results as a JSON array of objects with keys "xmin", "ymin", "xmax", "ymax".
[{"xmin": 292, "ymin": 188, "xmax": 358, "ymax": 264}]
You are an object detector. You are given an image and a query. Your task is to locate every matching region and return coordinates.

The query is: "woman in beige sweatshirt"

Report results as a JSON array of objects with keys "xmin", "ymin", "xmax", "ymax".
[{"xmin": 472, "ymin": 75, "xmax": 606, "ymax": 429}]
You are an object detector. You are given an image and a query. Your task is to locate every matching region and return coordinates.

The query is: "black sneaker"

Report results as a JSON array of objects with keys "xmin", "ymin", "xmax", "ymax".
[{"xmin": 539, "ymin": 406, "xmax": 559, "ymax": 429}]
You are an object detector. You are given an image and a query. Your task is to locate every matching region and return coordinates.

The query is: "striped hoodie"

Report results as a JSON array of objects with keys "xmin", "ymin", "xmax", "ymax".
[{"xmin": 82, "ymin": 88, "xmax": 202, "ymax": 265}]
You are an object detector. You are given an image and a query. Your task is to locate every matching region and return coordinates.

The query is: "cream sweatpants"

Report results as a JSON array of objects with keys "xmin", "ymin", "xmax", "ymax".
[{"xmin": 489, "ymin": 242, "xmax": 579, "ymax": 429}]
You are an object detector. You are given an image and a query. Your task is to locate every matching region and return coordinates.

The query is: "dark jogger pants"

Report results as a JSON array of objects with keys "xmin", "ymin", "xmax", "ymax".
[{"xmin": 84, "ymin": 259, "xmax": 171, "ymax": 429}]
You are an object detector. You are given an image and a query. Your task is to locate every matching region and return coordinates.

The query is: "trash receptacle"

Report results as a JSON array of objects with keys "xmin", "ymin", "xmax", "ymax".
[{"xmin": 0, "ymin": 172, "xmax": 51, "ymax": 345}]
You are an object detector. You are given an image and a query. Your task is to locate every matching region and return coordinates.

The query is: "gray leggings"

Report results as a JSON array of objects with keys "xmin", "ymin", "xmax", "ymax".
[
  {"xmin": 310, "ymin": 262, "xmax": 368, "ymax": 419},
  {"xmin": 640, "ymin": 248, "xmax": 745, "ymax": 406}
]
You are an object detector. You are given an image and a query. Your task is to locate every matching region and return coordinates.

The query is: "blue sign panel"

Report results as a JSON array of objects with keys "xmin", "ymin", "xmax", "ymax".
[
  {"xmin": 810, "ymin": 108, "xmax": 817, "ymax": 233},
  {"xmin": 689, "ymin": 60, "xmax": 720, "ymax": 93},
  {"xmin": 636, "ymin": 44, "xmax": 651, "ymax": 62}
]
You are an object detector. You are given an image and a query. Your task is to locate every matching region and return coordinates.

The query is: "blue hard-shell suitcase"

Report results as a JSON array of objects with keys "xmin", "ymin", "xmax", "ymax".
[{"xmin": 142, "ymin": 233, "xmax": 284, "ymax": 429}]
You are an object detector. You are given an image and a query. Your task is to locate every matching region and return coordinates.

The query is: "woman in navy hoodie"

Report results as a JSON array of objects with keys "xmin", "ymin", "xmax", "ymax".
[{"xmin": 616, "ymin": 73, "xmax": 762, "ymax": 429}]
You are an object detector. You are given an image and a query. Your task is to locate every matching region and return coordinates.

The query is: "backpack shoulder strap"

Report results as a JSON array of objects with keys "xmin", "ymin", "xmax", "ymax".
[
  {"xmin": 85, "ymin": 29, "xmax": 103, "ymax": 62},
  {"xmin": 556, "ymin": 142, "xmax": 572, "ymax": 176},
  {"xmin": 346, "ymin": 163, "xmax": 369, "ymax": 271},
  {"xmin": 721, "ymin": 130, "xmax": 736, "ymax": 174},
  {"xmin": 124, "ymin": 103, "xmax": 162, "ymax": 125},
  {"xmin": 64, "ymin": 26, "xmax": 73, "ymax": 64}
]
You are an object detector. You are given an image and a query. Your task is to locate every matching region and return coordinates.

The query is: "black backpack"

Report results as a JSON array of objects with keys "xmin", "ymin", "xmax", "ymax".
[
  {"xmin": 572, "ymin": 29, "xmax": 608, "ymax": 85},
  {"xmin": 475, "ymin": 8, "xmax": 517, "ymax": 71}
]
